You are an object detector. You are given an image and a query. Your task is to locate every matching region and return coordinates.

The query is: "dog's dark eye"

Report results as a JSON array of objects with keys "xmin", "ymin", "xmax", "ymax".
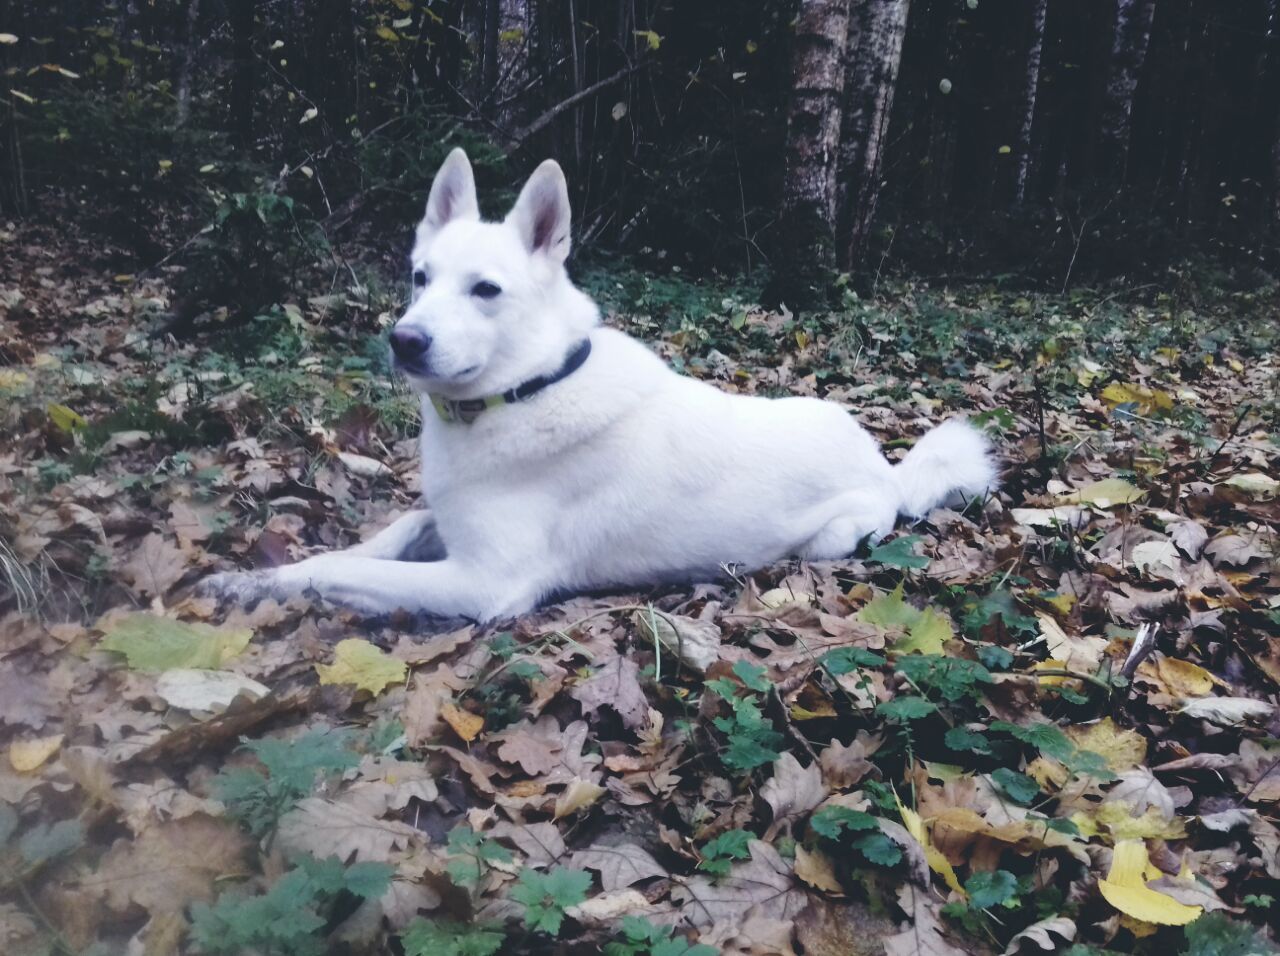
[
  {"xmin": 471, "ymin": 280, "xmax": 502, "ymax": 300},
  {"xmin": 412, "ymin": 269, "xmax": 428, "ymax": 288}
]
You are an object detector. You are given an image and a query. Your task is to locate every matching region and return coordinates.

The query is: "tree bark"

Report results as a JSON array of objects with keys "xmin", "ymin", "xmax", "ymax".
[
  {"xmin": 839, "ymin": 0, "xmax": 912, "ymax": 268},
  {"xmin": 1013, "ymin": 0, "xmax": 1048, "ymax": 205},
  {"xmin": 1099, "ymin": 0, "xmax": 1156, "ymax": 181},
  {"xmin": 229, "ymin": 0, "xmax": 256, "ymax": 147},
  {"xmin": 491, "ymin": 0, "xmax": 533, "ymax": 132},
  {"xmin": 174, "ymin": 0, "xmax": 202, "ymax": 127},
  {"xmin": 776, "ymin": 0, "xmax": 852, "ymax": 300}
]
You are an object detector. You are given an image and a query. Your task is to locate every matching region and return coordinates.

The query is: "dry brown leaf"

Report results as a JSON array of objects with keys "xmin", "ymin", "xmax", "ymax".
[
  {"xmin": 761, "ymin": 752, "xmax": 827, "ymax": 835},
  {"xmin": 794, "ymin": 845, "xmax": 841, "ymax": 893},
  {"xmin": 571, "ymin": 655, "xmax": 648, "ymax": 729},
  {"xmin": 91, "ymin": 814, "xmax": 251, "ymax": 917},
  {"xmin": 493, "ymin": 716, "xmax": 564, "ymax": 775},
  {"xmin": 440, "ymin": 701, "xmax": 484, "ymax": 742},
  {"xmin": 119, "ymin": 532, "xmax": 189, "ymax": 597},
  {"xmin": 671, "ymin": 840, "xmax": 806, "ymax": 930},
  {"xmin": 571, "ymin": 842, "xmax": 667, "ymax": 890},
  {"xmin": 278, "ymin": 797, "xmax": 419, "ymax": 861}
]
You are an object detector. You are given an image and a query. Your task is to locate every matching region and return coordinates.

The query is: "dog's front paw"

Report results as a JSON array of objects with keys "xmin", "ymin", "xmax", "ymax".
[{"xmin": 197, "ymin": 569, "xmax": 278, "ymax": 606}]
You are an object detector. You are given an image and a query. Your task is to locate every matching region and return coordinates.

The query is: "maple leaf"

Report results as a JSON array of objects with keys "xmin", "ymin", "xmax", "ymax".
[
  {"xmin": 99, "ymin": 614, "xmax": 252, "ymax": 671},
  {"xmin": 856, "ymin": 583, "xmax": 953, "ymax": 655},
  {"xmin": 118, "ymin": 532, "xmax": 190, "ymax": 596},
  {"xmin": 315, "ymin": 638, "xmax": 407, "ymax": 695}
]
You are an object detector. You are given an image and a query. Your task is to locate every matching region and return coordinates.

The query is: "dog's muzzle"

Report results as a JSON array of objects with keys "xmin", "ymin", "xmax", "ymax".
[{"xmin": 390, "ymin": 327, "xmax": 431, "ymax": 374}]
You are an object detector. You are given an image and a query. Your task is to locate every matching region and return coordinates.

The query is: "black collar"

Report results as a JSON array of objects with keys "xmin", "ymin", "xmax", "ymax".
[{"xmin": 430, "ymin": 338, "xmax": 593, "ymax": 424}]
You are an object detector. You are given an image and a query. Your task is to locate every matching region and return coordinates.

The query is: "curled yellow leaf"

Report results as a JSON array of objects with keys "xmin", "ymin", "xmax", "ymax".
[
  {"xmin": 9, "ymin": 734, "xmax": 64, "ymax": 772},
  {"xmin": 1097, "ymin": 840, "xmax": 1202, "ymax": 926},
  {"xmin": 897, "ymin": 796, "xmax": 966, "ymax": 898}
]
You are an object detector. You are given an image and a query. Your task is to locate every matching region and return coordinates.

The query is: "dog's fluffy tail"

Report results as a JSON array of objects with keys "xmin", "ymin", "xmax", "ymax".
[{"xmin": 894, "ymin": 419, "xmax": 997, "ymax": 518}]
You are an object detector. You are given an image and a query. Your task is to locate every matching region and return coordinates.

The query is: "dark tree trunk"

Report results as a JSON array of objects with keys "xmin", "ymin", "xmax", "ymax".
[
  {"xmin": 1099, "ymin": 0, "xmax": 1157, "ymax": 181},
  {"xmin": 229, "ymin": 0, "xmax": 256, "ymax": 147},
  {"xmin": 839, "ymin": 0, "xmax": 912, "ymax": 268},
  {"xmin": 174, "ymin": 0, "xmax": 202, "ymax": 127},
  {"xmin": 774, "ymin": 0, "xmax": 851, "ymax": 304},
  {"xmin": 1014, "ymin": 0, "xmax": 1048, "ymax": 205},
  {"xmin": 491, "ymin": 0, "xmax": 532, "ymax": 132}
]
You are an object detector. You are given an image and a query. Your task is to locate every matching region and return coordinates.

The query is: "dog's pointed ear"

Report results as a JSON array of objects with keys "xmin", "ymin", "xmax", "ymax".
[
  {"xmin": 418, "ymin": 148, "xmax": 479, "ymax": 246},
  {"xmin": 506, "ymin": 159, "xmax": 571, "ymax": 264}
]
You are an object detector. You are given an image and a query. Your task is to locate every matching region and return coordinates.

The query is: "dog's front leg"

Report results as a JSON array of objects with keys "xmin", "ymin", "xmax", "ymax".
[{"xmin": 214, "ymin": 554, "xmax": 533, "ymax": 621}]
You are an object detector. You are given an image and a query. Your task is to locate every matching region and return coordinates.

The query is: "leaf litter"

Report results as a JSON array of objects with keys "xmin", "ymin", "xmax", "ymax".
[{"xmin": 1, "ymin": 227, "xmax": 1279, "ymax": 953}]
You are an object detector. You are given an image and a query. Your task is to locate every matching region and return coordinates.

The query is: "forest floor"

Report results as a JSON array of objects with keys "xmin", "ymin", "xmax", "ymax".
[{"xmin": 1, "ymin": 220, "xmax": 1279, "ymax": 956}]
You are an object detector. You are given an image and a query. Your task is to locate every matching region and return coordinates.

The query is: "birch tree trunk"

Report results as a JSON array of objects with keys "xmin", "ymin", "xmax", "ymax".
[
  {"xmin": 1099, "ymin": 0, "xmax": 1156, "ymax": 181},
  {"xmin": 490, "ymin": 0, "xmax": 533, "ymax": 133},
  {"xmin": 838, "ymin": 0, "xmax": 911, "ymax": 268},
  {"xmin": 775, "ymin": 0, "xmax": 852, "ymax": 302},
  {"xmin": 1013, "ymin": 0, "xmax": 1047, "ymax": 205}
]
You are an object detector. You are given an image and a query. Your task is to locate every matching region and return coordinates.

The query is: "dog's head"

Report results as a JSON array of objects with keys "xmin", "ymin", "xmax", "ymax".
[{"xmin": 391, "ymin": 148, "xmax": 599, "ymax": 399}]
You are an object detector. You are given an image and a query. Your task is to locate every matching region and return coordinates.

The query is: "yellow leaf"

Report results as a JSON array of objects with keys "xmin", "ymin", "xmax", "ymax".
[
  {"xmin": 634, "ymin": 28, "xmax": 661, "ymax": 50},
  {"xmin": 1100, "ymin": 381, "xmax": 1173, "ymax": 416},
  {"xmin": 1097, "ymin": 840, "xmax": 1202, "ymax": 925},
  {"xmin": 441, "ymin": 701, "xmax": 484, "ymax": 742},
  {"xmin": 554, "ymin": 778, "xmax": 606, "ymax": 819},
  {"xmin": 11, "ymin": 89, "xmax": 36, "ymax": 104},
  {"xmin": 1137, "ymin": 657, "xmax": 1217, "ymax": 697},
  {"xmin": 1066, "ymin": 717, "xmax": 1146, "ymax": 772},
  {"xmin": 315, "ymin": 638, "xmax": 407, "ymax": 696},
  {"xmin": 897, "ymin": 796, "xmax": 966, "ymax": 898},
  {"xmin": 1057, "ymin": 478, "xmax": 1145, "ymax": 507},
  {"xmin": 9, "ymin": 734, "xmax": 64, "ymax": 772},
  {"xmin": 47, "ymin": 403, "xmax": 87, "ymax": 432},
  {"xmin": 0, "ymin": 369, "xmax": 30, "ymax": 389},
  {"xmin": 375, "ymin": 25, "xmax": 401, "ymax": 41},
  {"xmin": 0, "ymin": 33, "xmax": 19, "ymax": 44},
  {"xmin": 1095, "ymin": 801, "xmax": 1187, "ymax": 841}
]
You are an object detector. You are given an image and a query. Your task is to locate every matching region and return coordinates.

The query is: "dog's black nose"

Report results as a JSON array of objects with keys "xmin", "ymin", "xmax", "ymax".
[{"xmin": 390, "ymin": 327, "xmax": 431, "ymax": 361}]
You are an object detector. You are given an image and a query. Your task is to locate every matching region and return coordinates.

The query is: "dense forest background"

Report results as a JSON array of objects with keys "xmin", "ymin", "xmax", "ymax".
[{"xmin": 2, "ymin": 0, "xmax": 1279, "ymax": 310}]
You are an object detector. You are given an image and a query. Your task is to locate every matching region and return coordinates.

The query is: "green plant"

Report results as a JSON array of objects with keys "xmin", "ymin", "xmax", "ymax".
[
  {"xmin": 445, "ymin": 825, "xmax": 514, "ymax": 889},
  {"xmin": 605, "ymin": 916, "xmax": 718, "ymax": 956},
  {"xmin": 808, "ymin": 806, "xmax": 901, "ymax": 866},
  {"xmin": 696, "ymin": 829, "xmax": 753, "ymax": 876},
  {"xmin": 705, "ymin": 660, "xmax": 786, "ymax": 772},
  {"xmin": 509, "ymin": 866, "xmax": 592, "ymax": 935},
  {"xmin": 1182, "ymin": 912, "xmax": 1280, "ymax": 956},
  {"xmin": 190, "ymin": 855, "xmax": 392, "ymax": 956},
  {"xmin": 214, "ymin": 728, "xmax": 359, "ymax": 837},
  {"xmin": 400, "ymin": 919, "xmax": 506, "ymax": 956},
  {"xmin": 942, "ymin": 869, "xmax": 1023, "ymax": 936}
]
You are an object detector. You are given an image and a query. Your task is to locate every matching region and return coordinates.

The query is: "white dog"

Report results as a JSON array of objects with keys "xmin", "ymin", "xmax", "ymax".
[{"xmin": 204, "ymin": 149, "xmax": 995, "ymax": 620}]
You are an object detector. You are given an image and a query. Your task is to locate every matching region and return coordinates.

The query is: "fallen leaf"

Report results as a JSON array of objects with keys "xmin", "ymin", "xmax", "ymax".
[
  {"xmin": 315, "ymin": 638, "xmax": 407, "ymax": 695},
  {"xmin": 1178, "ymin": 697, "xmax": 1274, "ymax": 726},
  {"xmin": 9, "ymin": 734, "xmax": 64, "ymax": 772},
  {"xmin": 1097, "ymin": 840, "xmax": 1202, "ymax": 925},
  {"xmin": 99, "ymin": 614, "xmax": 253, "ymax": 672},
  {"xmin": 278, "ymin": 797, "xmax": 419, "ymax": 861},
  {"xmin": 857, "ymin": 583, "xmax": 953, "ymax": 655},
  {"xmin": 154, "ymin": 669, "xmax": 270, "ymax": 712},
  {"xmin": 118, "ymin": 532, "xmax": 190, "ymax": 597},
  {"xmin": 1002, "ymin": 916, "xmax": 1075, "ymax": 954},
  {"xmin": 554, "ymin": 778, "xmax": 606, "ymax": 819},
  {"xmin": 795, "ymin": 845, "xmax": 842, "ymax": 893},
  {"xmin": 761, "ymin": 753, "xmax": 828, "ymax": 833},
  {"xmin": 1066, "ymin": 718, "xmax": 1147, "ymax": 773},
  {"xmin": 440, "ymin": 702, "xmax": 484, "ymax": 742},
  {"xmin": 1058, "ymin": 477, "xmax": 1145, "ymax": 507},
  {"xmin": 571, "ymin": 655, "xmax": 648, "ymax": 729},
  {"xmin": 570, "ymin": 842, "xmax": 666, "ymax": 890},
  {"xmin": 897, "ymin": 797, "xmax": 965, "ymax": 898},
  {"xmin": 1222, "ymin": 472, "xmax": 1279, "ymax": 498}
]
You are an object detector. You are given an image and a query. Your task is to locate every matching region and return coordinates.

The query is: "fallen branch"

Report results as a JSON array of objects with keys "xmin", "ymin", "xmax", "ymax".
[{"xmin": 508, "ymin": 62, "xmax": 652, "ymax": 145}]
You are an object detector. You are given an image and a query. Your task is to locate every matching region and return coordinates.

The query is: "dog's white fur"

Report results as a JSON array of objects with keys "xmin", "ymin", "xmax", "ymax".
[{"xmin": 205, "ymin": 149, "xmax": 996, "ymax": 620}]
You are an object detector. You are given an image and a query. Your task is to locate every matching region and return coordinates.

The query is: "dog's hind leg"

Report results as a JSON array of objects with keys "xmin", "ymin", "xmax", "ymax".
[
  {"xmin": 211, "ymin": 553, "xmax": 535, "ymax": 621},
  {"xmin": 345, "ymin": 509, "xmax": 446, "ymax": 562},
  {"xmin": 798, "ymin": 490, "xmax": 898, "ymax": 560}
]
